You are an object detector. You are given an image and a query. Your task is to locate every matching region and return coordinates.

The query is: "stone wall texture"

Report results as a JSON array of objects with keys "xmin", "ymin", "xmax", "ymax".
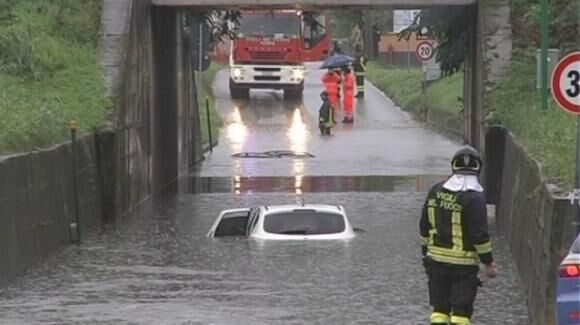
[{"xmin": 0, "ymin": 135, "xmax": 107, "ymax": 286}]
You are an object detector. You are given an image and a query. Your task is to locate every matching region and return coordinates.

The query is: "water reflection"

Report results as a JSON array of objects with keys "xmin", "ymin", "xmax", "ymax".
[
  {"xmin": 287, "ymin": 108, "xmax": 308, "ymax": 156},
  {"xmin": 182, "ymin": 175, "xmax": 448, "ymax": 194},
  {"xmin": 295, "ymin": 175, "xmax": 303, "ymax": 195},
  {"xmin": 287, "ymin": 108, "xmax": 309, "ymax": 178},
  {"xmin": 227, "ymin": 106, "xmax": 248, "ymax": 153}
]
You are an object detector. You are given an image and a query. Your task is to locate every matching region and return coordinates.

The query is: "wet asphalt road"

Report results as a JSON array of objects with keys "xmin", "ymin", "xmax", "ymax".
[
  {"xmin": 197, "ymin": 64, "xmax": 458, "ymax": 177},
  {"xmin": 0, "ymin": 64, "xmax": 529, "ymax": 324}
]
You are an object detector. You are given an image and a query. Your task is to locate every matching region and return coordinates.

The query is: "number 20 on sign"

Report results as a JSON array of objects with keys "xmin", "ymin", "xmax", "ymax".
[{"xmin": 552, "ymin": 52, "xmax": 580, "ymax": 114}]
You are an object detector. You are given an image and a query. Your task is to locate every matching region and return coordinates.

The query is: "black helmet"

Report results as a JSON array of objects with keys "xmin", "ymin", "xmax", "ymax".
[
  {"xmin": 451, "ymin": 145, "xmax": 482, "ymax": 175},
  {"xmin": 320, "ymin": 91, "xmax": 329, "ymax": 100}
]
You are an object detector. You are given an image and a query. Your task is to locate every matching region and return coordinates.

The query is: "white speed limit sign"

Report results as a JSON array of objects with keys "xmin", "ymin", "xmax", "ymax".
[
  {"xmin": 416, "ymin": 41, "xmax": 434, "ymax": 61},
  {"xmin": 551, "ymin": 52, "xmax": 580, "ymax": 114}
]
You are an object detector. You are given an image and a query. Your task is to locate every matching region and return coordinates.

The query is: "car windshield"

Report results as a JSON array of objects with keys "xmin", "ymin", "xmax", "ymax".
[
  {"xmin": 238, "ymin": 14, "xmax": 300, "ymax": 38},
  {"xmin": 263, "ymin": 211, "xmax": 345, "ymax": 235},
  {"xmin": 572, "ymin": 235, "xmax": 580, "ymax": 253}
]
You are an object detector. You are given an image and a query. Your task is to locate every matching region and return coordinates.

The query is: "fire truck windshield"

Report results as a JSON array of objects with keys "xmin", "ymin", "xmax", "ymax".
[{"xmin": 238, "ymin": 15, "xmax": 300, "ymax": 38}]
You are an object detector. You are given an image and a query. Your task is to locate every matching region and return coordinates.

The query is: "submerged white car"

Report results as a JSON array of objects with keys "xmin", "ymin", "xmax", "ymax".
[{"xmin": 207, "ymin": 204, "xmax": 356, "ymax": 240}]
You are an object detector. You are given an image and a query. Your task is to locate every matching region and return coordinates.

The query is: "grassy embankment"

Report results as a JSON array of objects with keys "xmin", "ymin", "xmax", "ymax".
[
  {"xmin": 366, "ymin": 48, "xmax": 576, "ymax": 188},
  {"xmin": 197, "ymin": 63, "xmax": 224, "ymax": 146},
  {"xmin": 0, "ymin": 0, "xmax": 108, "ymax": 155},
  {"xmin": 366, "ymin": 62, "xmax": 463, "ymax": 116}
]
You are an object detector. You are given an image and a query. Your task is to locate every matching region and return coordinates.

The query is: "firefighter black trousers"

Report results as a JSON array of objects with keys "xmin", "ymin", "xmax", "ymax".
[
  {"xmin": 423, "ymin": 258, "xmax": 480, "ymax": 321},
  {"xmin": 356, "ymin": 75, "xmax": 364, "ymax": 94}
]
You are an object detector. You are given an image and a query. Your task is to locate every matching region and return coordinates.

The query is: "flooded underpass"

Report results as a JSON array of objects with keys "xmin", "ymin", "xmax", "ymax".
[
  {"xmin": 0, "ymin": 64, "xmax": 529, "ymax": 324},
  {"xmin": 0, "ymin": 191, "xmax": 528, "ymax": 325}
]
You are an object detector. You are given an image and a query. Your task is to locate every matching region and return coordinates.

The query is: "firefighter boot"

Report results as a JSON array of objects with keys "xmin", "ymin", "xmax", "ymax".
[
  {"xmin": 430, "ymin": 312, "xmax": 450, "ymax": 325},
  {"xmin": 450, "ymin": 315, "xmax": 470, "ymax": 325}
]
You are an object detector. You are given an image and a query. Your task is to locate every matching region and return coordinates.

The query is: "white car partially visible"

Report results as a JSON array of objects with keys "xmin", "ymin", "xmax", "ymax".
[{"xmin": 207, "ymin": 204, "xmax": 355, "ymax": 240}]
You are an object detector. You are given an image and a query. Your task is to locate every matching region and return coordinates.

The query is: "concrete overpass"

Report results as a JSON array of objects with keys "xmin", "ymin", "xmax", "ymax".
[{"xmin": 151, "ymin": 0, "xmax": 477, "ymax": 8}]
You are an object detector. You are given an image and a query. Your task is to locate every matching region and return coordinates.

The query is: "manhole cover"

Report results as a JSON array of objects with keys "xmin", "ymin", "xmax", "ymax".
[
  {"xmin": 231, "ymin": 150, "xmax": 315, "ymax": 158},
  {"xmin": 231, "ymin": 152, "xmax": 273, "ymax": 158}
]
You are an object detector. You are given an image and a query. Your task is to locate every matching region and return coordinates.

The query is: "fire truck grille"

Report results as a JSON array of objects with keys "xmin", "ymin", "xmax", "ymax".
[
  {"xmin": 254, "ymin": 67, "xmax": 281, "ymax": 72},
  {"xmin": 254, "ymin": 76, "xmax": 280, "ymax": 81},
  {"xmin": 249, "ymin": 51, "xmax": 286, "ymax": 61}
]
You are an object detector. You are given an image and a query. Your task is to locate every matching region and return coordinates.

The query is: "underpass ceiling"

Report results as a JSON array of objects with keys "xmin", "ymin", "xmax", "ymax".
[{"xmin": 151, "ymin": 0, "xmax": 477, "ymax": 9}]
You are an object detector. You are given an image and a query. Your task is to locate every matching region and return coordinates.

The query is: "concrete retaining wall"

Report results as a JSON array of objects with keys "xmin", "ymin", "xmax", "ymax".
[
  {"xmin": 486, "ymin": 125, "xmax": 577, "ymax": 325},
  {"xmin": 0, "ymin": 135, "xmax": 107, "ymax": 287},
  {"xmin": 102, "ymin": 0, "xmax": 203, "ymax": 216},
  {"xmin": 108, "ymin": 0, "xmax": 154, "ymax": 215}
]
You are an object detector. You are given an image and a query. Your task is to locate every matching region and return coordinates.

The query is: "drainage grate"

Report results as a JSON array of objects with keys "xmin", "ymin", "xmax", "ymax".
[{"xmin": 231, "ymin": 150, "xmax": 315, "ymax": 159}]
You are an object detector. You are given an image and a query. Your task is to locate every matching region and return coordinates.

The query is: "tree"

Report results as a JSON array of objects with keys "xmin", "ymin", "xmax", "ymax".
[
  {"xmin": 327, "ymin": 10, "xmax": 363, "ymax": 39},
  {"xmin": 185, "ymin": 10, "xmax": 327, "ymax": 45},
  {"xmin": 550, "ymin": 0, "xmax": 579, "ymax": 55},
  {"xmin": 398, "ymin": 7, "xmax": 471, "ymax": 76},
  {"xmin": 184, "ymin": 10, "xmax": 241, "ymax": 46}
]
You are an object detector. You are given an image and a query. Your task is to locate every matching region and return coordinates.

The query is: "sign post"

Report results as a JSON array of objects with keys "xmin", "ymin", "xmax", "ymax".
[
  {"xmin": 552, "ymin": 52, "xmax": 580, "ymax": 234},
  {"xmin": 416, "ymin": 41, "xmax": 435, "ymax": 94},
  {"xmin": 540, "ymin": 0, "xmax": 550, "ymax": 110}
]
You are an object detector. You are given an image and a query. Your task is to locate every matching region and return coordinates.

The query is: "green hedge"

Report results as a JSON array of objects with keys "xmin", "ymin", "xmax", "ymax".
[
  {"xmin": 365, "ymin": 62, "xmax": 463, "ymax": 116},
  {"xmin": 488, "ymin": 49, "xmax": 576, "ymax": 188}
]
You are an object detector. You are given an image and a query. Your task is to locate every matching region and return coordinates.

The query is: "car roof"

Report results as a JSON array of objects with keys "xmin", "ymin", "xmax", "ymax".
[
  {"xmin": 571, "ymin": 233, "xmax": 580, "ymax": 254},
  {"xmin": 260, "ymin": 204, "xmax": 344, "ymax": 214}
]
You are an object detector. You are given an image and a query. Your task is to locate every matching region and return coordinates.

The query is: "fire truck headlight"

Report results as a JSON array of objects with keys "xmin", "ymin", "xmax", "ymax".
[
  {"xmin": 292, "ymin": 69, "xmax": 304, "ymax": 80},
  {"xmin": 233, "ymin": 68, "xmax": 242, "ymax": 78}
]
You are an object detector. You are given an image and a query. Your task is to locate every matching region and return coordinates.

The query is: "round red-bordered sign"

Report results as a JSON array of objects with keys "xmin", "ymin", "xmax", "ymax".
[
  {"xmin": 416, "ymin": 41, "xmax": 434, "ymax": 61},
  {"xmin": 551, "ymin": 52, "xmax": 580, "ymax": 114}
]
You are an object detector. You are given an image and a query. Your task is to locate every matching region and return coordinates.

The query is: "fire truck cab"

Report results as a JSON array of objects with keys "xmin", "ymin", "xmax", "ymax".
[{"xmin": 229, "ymin": 11, "xmax": 306, "ymax": 100}]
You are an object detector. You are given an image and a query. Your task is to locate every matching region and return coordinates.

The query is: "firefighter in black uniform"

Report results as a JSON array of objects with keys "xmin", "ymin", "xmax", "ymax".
[
  {"xmin": 318, "ymin": 91, "xmax": 334, "ymax": 135},
  {"xmin": 353, "ymin": 44, "xmax": 367, "ymax": 98},
  {"xmin": 330, "ymin": 40, "xmax": 344, "ymax": 56},
  {"xmin": 420, "ymin": 146, "xmax": 498, "ymax": 325}
]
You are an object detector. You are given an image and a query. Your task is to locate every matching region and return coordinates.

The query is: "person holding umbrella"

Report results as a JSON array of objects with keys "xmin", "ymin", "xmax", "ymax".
[
  {"xmin": 320, "ymin": 54, "xmax": 353, "ymax": 116},
  {"xmin": 321, "ymin": 69, "xmax": 341, "ymax": 114}
]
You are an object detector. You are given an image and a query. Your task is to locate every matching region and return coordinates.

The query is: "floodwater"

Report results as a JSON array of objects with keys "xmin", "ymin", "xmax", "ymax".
[{"xmin": 0, "ymin": 63, "xmax": 529, "ymax": 324}]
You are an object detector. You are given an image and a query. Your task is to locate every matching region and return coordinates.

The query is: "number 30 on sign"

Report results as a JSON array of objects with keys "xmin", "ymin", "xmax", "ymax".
[{"xmin": 551, "ymin": 52, "xmax": 580, "ymax": 114}]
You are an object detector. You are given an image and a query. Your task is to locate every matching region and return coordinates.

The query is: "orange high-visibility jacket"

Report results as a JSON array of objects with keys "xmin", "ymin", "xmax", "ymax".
[
  {"xmin": 343, "ymin": 72, "xmax": 355, "ymax": 113},
  {"xmin": 343, "ymin": 72, "xmax": 355, "ymax": 94},
  {"xmin": 321, "ymin": 71, "xmax": 341, "ymax": 95}
]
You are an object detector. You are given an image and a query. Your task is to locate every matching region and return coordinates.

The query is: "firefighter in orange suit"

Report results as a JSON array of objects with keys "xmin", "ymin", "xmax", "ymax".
[
  {"xmin": 321, "ymin": 69, "xmax": 341, "ymax": 114},
  {"xmin": 342, "ymin": 66, "xmax": 356, "ymax": 123}
]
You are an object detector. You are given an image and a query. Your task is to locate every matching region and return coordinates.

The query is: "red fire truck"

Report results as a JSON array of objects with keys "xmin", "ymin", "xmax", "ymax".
[
  {"xmin": 301, "ymin": 13, "xmax": 330, "ymax": 62},
  {"xmin": 228, "ymin": 11, "xmax": 329, "ymax": 99}
]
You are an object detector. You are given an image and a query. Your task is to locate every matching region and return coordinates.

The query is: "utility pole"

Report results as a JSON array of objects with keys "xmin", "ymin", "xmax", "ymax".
[{"xmin": 539, "ymin": 0, "xmax": 550, "ymax": 110}]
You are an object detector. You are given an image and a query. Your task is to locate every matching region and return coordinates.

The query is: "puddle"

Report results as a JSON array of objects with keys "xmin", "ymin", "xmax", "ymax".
[{"xmin": 181, "ymin": 175, "xmax": 448, "ymax": 194}]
